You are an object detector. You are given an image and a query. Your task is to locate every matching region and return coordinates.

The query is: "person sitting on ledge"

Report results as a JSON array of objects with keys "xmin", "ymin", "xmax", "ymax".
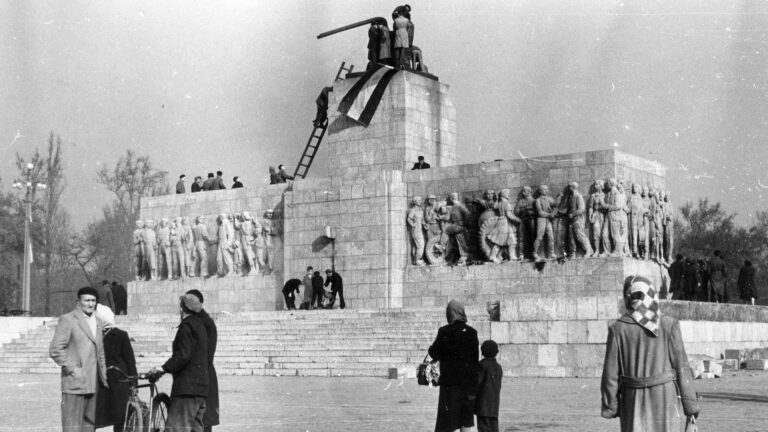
[
  {"xmin": 232, "ymin": 176, "xmax": 243, "ymax": 189},
  {"xmin": 411, "ymin": 155, "xmax": 431, "ymax": 170}
]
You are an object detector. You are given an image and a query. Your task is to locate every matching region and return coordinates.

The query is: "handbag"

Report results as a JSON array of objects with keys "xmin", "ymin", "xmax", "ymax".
[
  {"xmin": 417, "ymin": 354, "xmax": 440, "ymax": 386},
  {"xmin": 685, "ymin": 415, "xmax": 699, "ymax": 432}
]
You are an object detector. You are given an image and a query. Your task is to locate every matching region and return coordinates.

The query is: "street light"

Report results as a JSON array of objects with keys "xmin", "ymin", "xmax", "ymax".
[
  {"xmin": 12, "ymin": 162, "xmax": 46, "ymax": 315},
  {"xmin": 323, "ymin": 225, "xmax": 336, "ymax": 274}
]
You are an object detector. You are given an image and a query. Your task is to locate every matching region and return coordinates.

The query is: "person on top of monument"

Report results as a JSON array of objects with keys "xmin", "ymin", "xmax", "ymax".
[
  {"xmin": 232, "ymin": 176, "xmax": 243, "ymax": 189},
  {"xmin": 278, "ymin": 164, "xmax": 294, "ymax": 183},
  {"xmin": 601, "ymin": 275, "xmax": 700, "ymax": 431},
  {"xmin": 314, "ymin": 86, "xmax": 333, "ymax": 127},
  {"xmin": 191, "ymin": 176, "xmax": 203, "ymax": 193},
  {"xmin": 269, "ymin": 166, "xmax": 281, "ymax": 184},
  {"xmin": 176, "ymin": 174, "xmax": 186, "ymax": 194},
  {"xmin": 392, "ymin": 7, "xmax": 414, "ymax": 69},
  {"xmin": 202, "ymin": 173, "xmax": 215, "ymax": 191},
  {"xmin": 212, "ymin": 171, "xmax": 226, "ymax": 190},
  {"xmin": 411, "ymin": 155, "xmax": 431, "ymax": 170}
]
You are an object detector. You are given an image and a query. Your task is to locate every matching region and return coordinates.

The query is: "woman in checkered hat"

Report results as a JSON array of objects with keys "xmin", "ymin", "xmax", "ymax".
[{"xmin": 600, "ymin": 275, "xmax": 700, "ymax": 431}]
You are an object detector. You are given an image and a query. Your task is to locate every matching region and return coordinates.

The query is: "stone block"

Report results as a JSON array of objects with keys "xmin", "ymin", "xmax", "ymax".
[
  {"xmin": 490, "ymin": 322, "xmax": 510, "ymax": 344},
  {"xmin": 597, "ymin": 295, "xmax": 622, "ymax": 319},
  {"xmin": 703, "ymin": 360, "xmax": 723, "ymax": 377},
  {"xmin": 509, "ymin": 322, "xmax": 528, "ymax": 344},
  {"xmin": 547, "ymin": 321, "xmax": 568, "ymax": 344},
  {"xmin": 724, "ymin": 349, "xmax": 746, "ymax": 362},
  {"xmin": 745, "ymin": 359, "xmax": 768, "ymax": 370},
  {"xmin": 576, "ymin": 297, "xmax": 597, "ymax": 320},
  {"xmin": 528, "ymin": 321, "xmax": 548, "ymax": 344},
  {"xmin": 538, "ymin": 344, "xmax": 559, "ymax": 367},
  {"xmin": 567, "ymin": 321, "xmax": 589, "ymax": 343},
  {"xmin": 587, "ymin": 320, "xmax": 609, "ymax": 343}
]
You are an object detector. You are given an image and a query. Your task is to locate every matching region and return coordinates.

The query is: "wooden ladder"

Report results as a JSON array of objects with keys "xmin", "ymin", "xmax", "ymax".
[
  {"xmin": 293, "ymin": 119, "xmax": 328, "ymax": 179},
  {"xmin": 293, "ymin": 62, "xmax": 353, "ymax": 179}
]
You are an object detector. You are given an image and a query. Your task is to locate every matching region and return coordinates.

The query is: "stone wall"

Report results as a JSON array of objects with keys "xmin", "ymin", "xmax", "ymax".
[
  {"xmin": 283, "ymin": 172, "xmax": 408, "ymax": 309},
  {"xmin": 403, "ymin": 149, "xmax": 666, "ymax": 208},
  {"xmin": 130, "ymin": 184, "xmax": 290, "ymax": 314},
  {"xmin": 492, "ymin": 296, "xmax": 768, "ymax": 377},
  {"xmin": 326, "ymin": 71, "xmax": 456, "ymax": 178}
]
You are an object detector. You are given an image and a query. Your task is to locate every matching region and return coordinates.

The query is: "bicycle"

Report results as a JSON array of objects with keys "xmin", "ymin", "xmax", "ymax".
[{"xmin": 109, "ymin": 366, "xmax": 170, "ymax": 432}]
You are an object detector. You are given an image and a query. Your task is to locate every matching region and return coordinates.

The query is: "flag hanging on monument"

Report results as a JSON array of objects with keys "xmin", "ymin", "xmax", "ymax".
[{"xmin": 337, "ymin": 64, "xmax": 398, "ymax": 127}]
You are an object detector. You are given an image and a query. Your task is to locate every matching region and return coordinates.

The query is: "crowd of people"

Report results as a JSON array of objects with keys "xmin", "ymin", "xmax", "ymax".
[
  {"xmin": 49, "ymin": 287, "xmax": 219, "ymax": 432},
  {"xmin": 176, "ymin": 171, "xmax": 242, "ymax": 193},
  {"xmin": 667, "ymin": 250, "xmax": 758, "ymax": 304},
  {"xmin": 282, "ymin": 267, "xmax": 345, "ymax": 310}
]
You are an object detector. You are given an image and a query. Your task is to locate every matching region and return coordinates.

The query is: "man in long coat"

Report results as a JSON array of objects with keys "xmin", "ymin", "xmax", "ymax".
[
  {"xmin": 49, "ymin": 287, "xmax": 108, "ymax": 432},
  {"xmin": 154, "ymin": 294, "xmax": 209, "ymax": 431},
  {"xmin": 185, "ymin": 290, "xmax": 220, "ymax": 432}
]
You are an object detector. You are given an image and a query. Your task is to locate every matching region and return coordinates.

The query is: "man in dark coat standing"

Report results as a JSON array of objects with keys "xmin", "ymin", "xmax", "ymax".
[
  {"xmin": 97, "ymin": 280, "xmax": 115, "ymax": 313},
  {"xmin": 737, "ymin": 260, "xmax": 756, "ymax": 304},
  {"xmin": 185, "ymin": 289, "xmax": 219, "ymax": 432},
  {"xmin": 324, "ymin": 269, "xmax": 345, "ymax": 309},
  {"xmin": 212, "ymin": 171, "xmax": 226, "ymax": 190},
  {"xmin": 153, "ymin": 294, "xmax": 209, "ymax": 431},
  {"xmin": 111, "ymin": 282, "xmax": 127, "ymax": 315},
  {"xmin": 667, "ymin": 254, "xmax": 685, "ymax": 300},
  {"xmin": 202, "ymin": 173, "xmax": 215, "ymax": 191},
  {"xmin": 176, "ymin": 174, "xmax": 186, "ymax": 194}
]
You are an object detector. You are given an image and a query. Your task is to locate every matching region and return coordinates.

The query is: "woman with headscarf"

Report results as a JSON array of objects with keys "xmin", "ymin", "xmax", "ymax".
[
  {"xmin": 428, "ymin": 300, "xmax": 479, "ymax": 432},
  {"xmin": 601, "ymin": 276, "xmax": 700, "ymax": 432},
  {"xmin": 94, "ymin": 305, "xmax": 137, "ymax": 432}
]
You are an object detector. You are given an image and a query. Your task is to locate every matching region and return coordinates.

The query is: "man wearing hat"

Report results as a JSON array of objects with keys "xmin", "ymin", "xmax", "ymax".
[
  {"xmin": 411, "ymin": 155, "xmax": 431, "ymax": 170},
  {"xmin": 185, "ymin": 289, "xmax": 219, "ymax": 432},
  {"xmin": 49, "ymin": 286, "xmax": 108, "ymax": 432},
  {"xmin": 153, "ymin": 293, "xmax": 209, "ymax": 431}
]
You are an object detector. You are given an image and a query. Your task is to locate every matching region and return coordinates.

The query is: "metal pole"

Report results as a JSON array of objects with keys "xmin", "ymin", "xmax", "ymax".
[
  {"xmin": 22, "ymin": 191, "xmax": 31, "ymax": 314},
  {"xmin": 331, "ymin": 239, "xmax": 336, "ymax": 274}
]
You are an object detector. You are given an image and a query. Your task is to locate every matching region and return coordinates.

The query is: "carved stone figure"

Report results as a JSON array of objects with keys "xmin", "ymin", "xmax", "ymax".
[
  {"xmin": 662, "ymin": 191, "xmax": 674, "ymax": 263},
  {"xmin": 423, "ymin": 195, "xmax": 442, "ymax": 242},
  {"xmin": 133, "ymin": 220, "xmax": 145, "ymax": 280},
  {"xmin": 648, "ymin": 188, "xmax": 663, "ymax": 262},
  {"xmin": 587, "ymin": 180, "xmax": 606, "ymax": 257},
  {"xmin": 514, "ymin": 186, "xmax": 536, "ymax": 260},
  {"xmin": 628, "ymin": 183, "xmax": 647, "ymax": 259},
  {"xmin": 481, "ymin": 188, "xmax": 520, "ymax": 263},
  {"xmin": 230, "ymin": 214, "xmax": 243, "ymax": 276},
  {"xmin": 168, "ymin": 218, "xmax": 183, "ymax": 279},
  {"xmin": 216, "ymin": 213, "xmax": 235, "ymax": 276},
  {"xmin": 181, "ymin": 217, "xmax": 194, "ymax": 278},
  {"xmin": 235, "ymin": 211, "xmax": 259, "ymax": 275},
  {"xmin": 141, "ymin": 219, "xmax": 157, "ymax": 280},
  {"xmin": 441, "ymin": 193, "xmax": 470, "ymax": 265},
  {"xmin": 552, "ymin": 187, "xmax": 569, "ymax": 258},
  {"xmin": 565, "ymin": 182, "xmax": 592, "ymax": 258},
  {"xmin": 407, "ymin": 196, "xmax": 426, "ymax": 266},
  {"xmin": 260, "ymin": 210, "xmax": 276, "ymax": 274},
  {"xmin": 617, "ymin": 180, "xmax": 630, "ymax": 257},
  {"xmin": 157, "ymin": 218, "xmax": 172, "ymax": 279},
  {"xmin": 533, "ymin": 185, "xmax": 557, "ymax": 261},
  {"xmin": 192, "ymin": 216, "xmax": 211, "ymax": 277},
  {"xmin": 600, "ymin": 179, "xmax": 624, "ymax": 257}
]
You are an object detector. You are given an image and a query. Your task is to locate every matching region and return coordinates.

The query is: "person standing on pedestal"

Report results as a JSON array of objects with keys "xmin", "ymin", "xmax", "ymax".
[
  {"xmin": 202, "ymin": 173, "xmax": 215, "ymax": 191},
  {"xmin": 231, "ymin": 176, "xmax": 243, "ymax": 189},
  {"xmin": 212, "ymin": 171, "xmax": 226, "ymax": 190},
  {"xmin": 176, "ymin": 174, "xmax": 186, "ymax": 194}
]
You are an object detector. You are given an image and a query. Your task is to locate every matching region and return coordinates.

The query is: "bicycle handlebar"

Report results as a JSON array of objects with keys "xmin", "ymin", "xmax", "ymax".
[{"xmin": 107, "ymin": 365, "xmax": 165, "ymax": 383}]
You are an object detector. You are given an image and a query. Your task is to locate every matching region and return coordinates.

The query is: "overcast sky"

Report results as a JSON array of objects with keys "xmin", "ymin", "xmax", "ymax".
[{"xmin": 1, "ymin": 0, "xmax": 767, "ymax": 228}]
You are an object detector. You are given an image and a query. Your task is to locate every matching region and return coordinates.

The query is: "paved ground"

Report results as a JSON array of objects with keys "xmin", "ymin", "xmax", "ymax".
[{"xmin": 2, "ymin": 372, "xmax": 768, "ymax": 431}]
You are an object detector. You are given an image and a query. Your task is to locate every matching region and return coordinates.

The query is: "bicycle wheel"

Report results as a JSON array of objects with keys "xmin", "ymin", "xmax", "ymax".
[
  {"xmin": 150, "ymin": 393, "xmax": 170, "ymax": 432},
  {"xmin": 124, "ymin": 402, "xmax": 144, "ymax": 432}
]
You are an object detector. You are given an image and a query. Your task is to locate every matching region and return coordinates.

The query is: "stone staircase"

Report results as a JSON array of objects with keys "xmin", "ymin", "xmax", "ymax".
[{"xmin": 0, "ymin": 307, "xmax": 490, "ymax": 378}]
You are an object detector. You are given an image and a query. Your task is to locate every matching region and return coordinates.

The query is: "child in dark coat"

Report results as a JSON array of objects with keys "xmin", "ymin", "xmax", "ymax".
[{"xmin": 475, "ymin": 340, "xmax": 503, "ymax": 432}]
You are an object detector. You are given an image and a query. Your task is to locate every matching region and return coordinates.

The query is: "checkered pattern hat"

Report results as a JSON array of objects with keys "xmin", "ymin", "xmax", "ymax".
[{"xmin": 624, "ymin": 275, "xmax": 660, "ymax": 337}]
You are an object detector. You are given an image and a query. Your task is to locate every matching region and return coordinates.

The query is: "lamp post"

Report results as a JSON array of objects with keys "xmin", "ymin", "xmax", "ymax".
[
  {"xmin": 12, "ymin": 163, "xmax": 46, "ymax": 315},
  {"xmin": 323, "ymin": 225, "xmax": 336, "ymax": 273}
]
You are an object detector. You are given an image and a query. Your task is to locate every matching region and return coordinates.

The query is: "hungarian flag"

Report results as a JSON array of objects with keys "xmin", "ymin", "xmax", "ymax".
[{"xmin": 337, "ymin": 64, "xmax": 398, "ymax": 127}]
